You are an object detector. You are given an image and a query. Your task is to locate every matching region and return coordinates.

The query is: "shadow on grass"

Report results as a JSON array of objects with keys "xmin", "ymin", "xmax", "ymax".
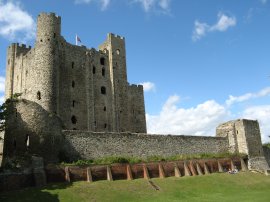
[{"xmin": 0, "ymin": 182, "xmax": 73, "ymax": 202}]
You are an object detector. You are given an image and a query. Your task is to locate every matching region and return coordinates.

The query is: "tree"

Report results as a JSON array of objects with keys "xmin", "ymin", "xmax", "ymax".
[{"xmin": 0, "ymin": 93, "xmax": 22, "ymax": 132}]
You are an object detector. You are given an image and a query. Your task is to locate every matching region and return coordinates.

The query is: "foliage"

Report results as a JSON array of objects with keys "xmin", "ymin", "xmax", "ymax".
[
  {"xmin": 263, "ymin": 142, "xmax": 270, "ymax": 149},
  {"xmin": 0, "ymin": 93, "xmax": 22, "ymax": 131},
  {"xmin": 1, "ymin": 173, "xmax": 270, "ymax": 201},
  {"xmin": 61, "ymin": 152, "xmax": 247, "ymax": 166}
]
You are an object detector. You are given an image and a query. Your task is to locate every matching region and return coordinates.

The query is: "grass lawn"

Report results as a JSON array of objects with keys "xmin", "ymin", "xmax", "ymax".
[{"xmin": 1, "ymin": 172, "xmax": 270, "ymax": 202}]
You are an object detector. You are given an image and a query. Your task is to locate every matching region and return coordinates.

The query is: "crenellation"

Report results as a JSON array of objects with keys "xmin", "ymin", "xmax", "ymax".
[{"xmin": 2, "ymin": 12, "xmax": 268, "ymax": 173}]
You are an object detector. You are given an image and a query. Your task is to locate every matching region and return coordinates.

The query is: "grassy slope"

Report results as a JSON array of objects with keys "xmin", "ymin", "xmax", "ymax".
[{"xmin": 1, "ymin": 172, "xmax": 270, "ymax": 202}]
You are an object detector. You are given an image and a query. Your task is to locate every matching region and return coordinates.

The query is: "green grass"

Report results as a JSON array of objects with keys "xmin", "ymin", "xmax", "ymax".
[
  {"xmin": 1, "ymin": 172, "xmax": 270, "ymax": 202},
  {"xmin": 61, "ymin": 152, "xmax": 246, "ymax": 166}
]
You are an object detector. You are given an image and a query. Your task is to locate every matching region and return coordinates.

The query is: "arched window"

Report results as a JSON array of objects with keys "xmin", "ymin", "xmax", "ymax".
[
  {"xmin": 92, "ymin": 66, "xmax": 96, "ymax": 74},
  {"xmin": 101, "ymin": 86, "xmax": 106, "ymax": 94},
  {"xmin": 100, "ymin": 57, "xmax": 105, "ymax": 65},
  {"xmin": 72, "ymin": 81, "xmax": 75, "ymax": 88},
  {"xmin": 71, "ymin": 115, "xmax": 77, "ymax": 124},
  {"xmin": 37, "ymin": 91, "xmax": 41, "ymax": 100},
  {"xmin": 102, "ymin": 68, "xmax": 105, "ymax": 76}
]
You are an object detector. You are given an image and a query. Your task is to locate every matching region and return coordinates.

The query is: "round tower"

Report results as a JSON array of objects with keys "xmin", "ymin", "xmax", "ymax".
[{"xmin": 32, "ymin": 13, "xmax": 61, "ymax": 113}]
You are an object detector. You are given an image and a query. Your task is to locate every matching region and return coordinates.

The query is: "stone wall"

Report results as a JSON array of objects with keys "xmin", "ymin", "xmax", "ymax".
[
  {"xmin": 263, "ymin": 146, "xmax": 270, "ymax": 167},
  {"xmin": 5, "ymin": 12, "xmax": 147, "ymax": 134},
  {"xmin": 61, "ymin": 131, "xmax": 229, "ymax": 161}
]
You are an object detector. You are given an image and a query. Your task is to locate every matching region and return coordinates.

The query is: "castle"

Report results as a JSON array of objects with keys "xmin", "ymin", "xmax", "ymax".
[{"xmin": 1, "ymin": 13, "xmax": 269, "ymax": 172}]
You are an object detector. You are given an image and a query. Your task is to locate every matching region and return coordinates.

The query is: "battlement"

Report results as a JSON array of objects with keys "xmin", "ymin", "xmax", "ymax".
[
  {"xmin": 9, "ymin": 43, "xmax": 31, "ymax": 50},
  {"xmin": 108, "ymin": 33, "xmax": 125, "ymax": 40},
  {"xmin": 38, "ymin": 12, "xmax": 61, "ymax": 20},
  {"xmin": 129, "ymin": 84, "xmax": 143, "ymax": 89}
]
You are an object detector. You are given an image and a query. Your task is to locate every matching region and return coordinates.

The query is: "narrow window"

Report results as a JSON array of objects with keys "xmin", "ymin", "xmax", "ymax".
[
  {"xmin": 71, "ymin": 115, "xmax": 77, "ymax": 124},
  {"xmin": 101, "ymin": 86, "xmax": 106, "ymax": 94},
  {"xmin": 102, "ymin": 68, "xmax": 105, "ymax": 76},
  {"xmin": 94, "ymin": 121, "xmax": 97, "ymax": 127},
  {"xmin": 92, "ymin": 66, "xmax": 96, "ymax": 74},
  {"xmin": 25, "ymin": 134, "xmax": 29, "ymax": 149},
  {"xmin": 236, "ymin": 130, "xmax": 238, "ymax": 134},
  {"xmin": 73, "ymin": 100, "xmax": 75, "ymax": 107},
  {"xmin": 13, "ymin": 138, "xmax": 16, "ymax": 149},
  {"xmin": 73, "ymin": 128, "xmax": 77, "ymax": 130},
  {"xmin": 103, "ymin": 106, "xmax": 106, "ymax": 111},
  {"xmin": 37, "ymin": 91, "xmax": 41, "ymax": 100},
  {"xmin": 72, "ymin": 62, "xmax": 74, "ymax": 69},
  {"xmin": 104, "ymin": 123, "xmax": 107, "ymax": 128},
  {"xmin": 48, "ymin": 38, "xmax": 50, "ymax": 41},
  {"xmin": 54, "ymin": 33, "xmax": 56, "ymax": 38},
  {"xmin": 72, "ymin": 81, "xmax": 75, "ymax": 88},
  {"xmin": 100, "ymin": 57, "xmax": 105, "ymax": 65},
  {"xmin": 15, "ymin": 108, "xmax": 18, "ymax": 117}
]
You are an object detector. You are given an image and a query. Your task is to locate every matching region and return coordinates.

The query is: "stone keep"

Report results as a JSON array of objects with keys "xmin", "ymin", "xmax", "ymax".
[
  {"xmin": 2, "ymin": 13, "xmax": 269, "ymax": 172},
  {"xmin": 5, "ymin": 12, "xmax": 146, "ymax": 133}
]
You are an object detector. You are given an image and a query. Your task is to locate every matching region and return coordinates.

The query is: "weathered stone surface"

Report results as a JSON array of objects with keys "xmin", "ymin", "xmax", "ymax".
[
  {"xmin": 5, "ymin": 12, "xmax": 146, "ymax": 134},
  {"xmin": 61, "ymin": 131, "xmax": 228, "ymax": 161}
]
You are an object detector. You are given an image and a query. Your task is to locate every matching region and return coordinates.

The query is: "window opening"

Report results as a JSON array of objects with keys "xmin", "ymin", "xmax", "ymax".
[
  {"xmin": 92, "ymin": 66, "xmax": 96, "ymax": 74},
  {"xmin": 73, "ymin": 128, "xmax": 77, "ymax": 130},
  {"xmin": 71, "ymin": 115, "xmax": 77, "ymax": 124},
  {"xmin": 54, "ymin": 33, "xmax": 56, "ymax": 38},
  {"xmin": 104, "ymin": 106, "xmax": 106, "ymax": 111},
  {"xmin": 72, "ymin": 81, "xmax": 75, "ymax": 88},
  {"xmin": 13, "ymin": 138, "xmax": 16, "ymax": 149},
  {"xmin": 100, "ymin": 57, "xmax": 105, "ymax": 65},
  {"xmin": 104, "ymin": 123, "xmax": 107, "ymax": 128},
  {"xmin": 102, "ymin": 68, "xmax": 105, "ymax": 76},
  {"xmin": 72, "ymin": 62, "xmax": 74, "ymax": 69},
  {"xmin": 101, "ymin": 86, "xmax": 106, "ymax": 94},
  {"xmin": 37, "ymin": 91, "xmax": 41, "ymax": 100},
  {"xmin": 73, "ymin": 100, "xmax": 75, "ymax": 107},
  {"xmin": 25, "ymin": 134, "xmax": 29, "ymax": 149}
]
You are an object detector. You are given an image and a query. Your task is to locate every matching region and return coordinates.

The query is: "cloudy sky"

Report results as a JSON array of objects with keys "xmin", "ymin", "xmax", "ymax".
[{"xmin": 0, "ymin": 0, "xmax": 270, "ymax": 142}]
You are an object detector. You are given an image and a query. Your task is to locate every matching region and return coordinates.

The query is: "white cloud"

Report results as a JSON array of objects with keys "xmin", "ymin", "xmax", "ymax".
[
  {"xmin": 260, "ymin": 0, "xmax": 268, "ymax": 4},
  {"xmin": 226, "ymin": 87, "xmax": 270, "ymax": 106},
  {"xmin": 192, "ymin": 12, "xmax": 236, "ymax": 41},
  {"xmin": 140, "ymin": 81, "xmax": 156, "ymax": 92},
  {"xmin": 134, "ymin": 0, "xmax": 171, "ymax": 13},
  {"xmin": 147, "ymin": 86, "xmax": 270, "ymax": 143},
  {"xmin": 75, "ymin": 0, "xmax": 111, "ymax": 10},
  {"xmin": 210, "ymin": 13, "xmax": 236, "ymax": 32},
  {"xmin": 192, "ymin": 21, "xmax": 209, "ymax": 41},
  {"xmin": 147, "ymin": 95, "xmax": 228, "ymax": 136},
  {"xmin": 242, "ymin": 105, "xmax": 270, "ymax": 143},
  {"xmin": 0, "ymin": 76, "xmax": 5, "ymax": 93},
  {"xmin": 0, "ymin": 1, "xmax": 35, "ymax": 41}
]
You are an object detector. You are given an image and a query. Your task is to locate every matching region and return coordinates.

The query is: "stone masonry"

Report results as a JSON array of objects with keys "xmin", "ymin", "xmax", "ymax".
[
  {"xmin": 5, "ymin": 12, "xmax": 146, "ymax": 133},
  {"xmin": 2, "ymin": 13, "xmax": 269, "ymax": 172}
]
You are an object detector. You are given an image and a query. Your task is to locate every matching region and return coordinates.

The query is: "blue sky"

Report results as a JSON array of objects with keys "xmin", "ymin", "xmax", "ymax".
[{"xmin": 0, "ymin": 0, "xmax": 270, "ymax": 141}]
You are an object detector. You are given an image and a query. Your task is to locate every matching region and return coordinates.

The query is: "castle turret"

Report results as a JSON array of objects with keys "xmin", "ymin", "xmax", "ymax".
[
  {"xmin": 5, "ymin": 43, "xmax": 31, "ymax": 99},
  {"xmin": 99, "ymin": 33, "xmax": 129, "ymax": 132},
  {"xmin": 31, "ymin": 13, "xmax": 61, "ymax": 113}
]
